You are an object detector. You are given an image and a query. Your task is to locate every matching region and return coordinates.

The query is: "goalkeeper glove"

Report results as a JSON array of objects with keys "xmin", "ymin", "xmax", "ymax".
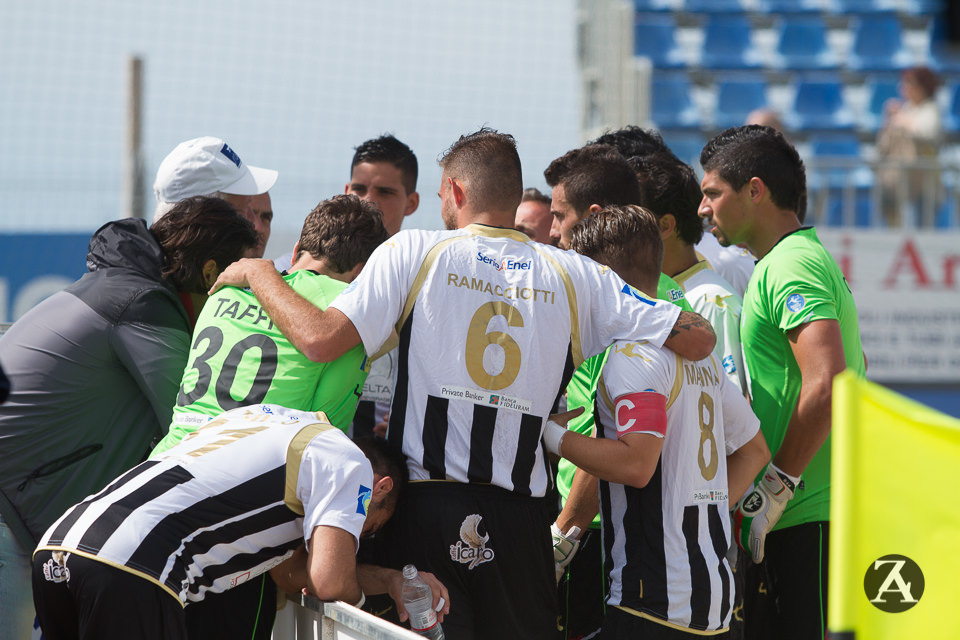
[
  {"xmin": 733, "ymin": 462, "xmax": 799, "ymax": 563},
  {"xmin": 551, "ymin": 523, "xmax": 582, "ymax": 583}
]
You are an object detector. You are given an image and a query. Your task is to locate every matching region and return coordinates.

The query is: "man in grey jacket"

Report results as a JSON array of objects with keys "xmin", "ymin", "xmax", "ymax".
[{"xmin": 0, "ymin": 197, "xmax": 256, "ymax": 640}]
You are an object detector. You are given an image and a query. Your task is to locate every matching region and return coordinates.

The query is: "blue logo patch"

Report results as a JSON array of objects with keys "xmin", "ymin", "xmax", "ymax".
[
  {"xmin": 219, "ymin": 143, "xmax": 243, "ymax": 168},
  {"xmin": 621, "ymin": 283, "xmax": 656, "ymax": 306},
  {"xmin": 357, "ymin": 485, "xmax": 372, "ymax": 515},
  {"xmin": 722, "ymin": 355, "xmax": 737, "ymax": 374},
  {"xmin": 786, "ymin": 293, "xmax": 806, "ymax": 313}
]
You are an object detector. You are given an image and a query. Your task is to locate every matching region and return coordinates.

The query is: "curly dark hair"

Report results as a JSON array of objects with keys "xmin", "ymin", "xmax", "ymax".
[
  {"xmin": 295, "ymin": 194, "xmax": 389, "ymax": 272},
  {"xmin": 150, "ymin": 196, "xmax": 257, "ymax": 293},
  {"xmin": 631, "ymin": 151, "xmax": 704, "ymax": 246}
]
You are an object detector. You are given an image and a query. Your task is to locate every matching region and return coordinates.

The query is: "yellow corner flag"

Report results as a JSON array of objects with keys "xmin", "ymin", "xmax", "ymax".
[{"xmin": 829, "ymin": 371, "xmax": 960, "ymax": 639}]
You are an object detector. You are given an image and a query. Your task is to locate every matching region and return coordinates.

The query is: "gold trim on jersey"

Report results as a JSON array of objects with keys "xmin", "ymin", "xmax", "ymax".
[
  {"xmin": 397, "ymin": 237, "xmax": 465, "ymax": 332},
  {"xmin": 529, "ymin": 244, "xmax": 583, "ymax": 367},
  {"xmin": 284, "ymin": 415, "xmax": 336, "ymax": 515},
  {"xmin": 462, "ymin": 224, "xmax": 530, "ymax": 241},
  {"xmin": 35, "ymin": 546, "xmax": 185, "ymax": 608},
  {"xmin": 671, "ymin": 260, "xmax": 712, "ymax": 288},
  {"xmin": 613, "ymin": 605, "xmax": 728, "ymax": 636},
  {"xmin": 666, "ymin": 351, "xmax": 684, "ymax": 410}
]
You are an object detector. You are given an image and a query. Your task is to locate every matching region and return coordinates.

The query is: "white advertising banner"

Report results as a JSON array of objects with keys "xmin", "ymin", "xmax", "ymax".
[{"xmin": 817, "ymin": 229, "xmax": 960, "ymax": 383}]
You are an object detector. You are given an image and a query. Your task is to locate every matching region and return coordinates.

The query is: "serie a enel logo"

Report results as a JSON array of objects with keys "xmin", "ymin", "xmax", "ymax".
[{"xmin": 863, "ymin": 554, "xmax": 924, "ymax": 613}]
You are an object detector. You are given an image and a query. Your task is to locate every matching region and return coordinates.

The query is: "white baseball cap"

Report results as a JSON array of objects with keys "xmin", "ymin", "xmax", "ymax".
[{"xmin": 153, "ymin": 136, "xmax": 278, "ymax": 205}]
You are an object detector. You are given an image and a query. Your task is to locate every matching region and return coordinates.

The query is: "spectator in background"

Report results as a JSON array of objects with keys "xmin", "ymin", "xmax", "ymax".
[
  {"xmin": 746, "ymin": 108, "xmax": 786, "ymax": 135},
  {"xmin": 154, "ymin": 136, "xmax": 278, "ymax": 257},
  {"xmin": 877, "ymin": 65, "xmax": 943, "ymax": 227},
  {"xmin": 0, "ymin": 197, "xmax": 256, "ymax": 640},
  {"xmin": 514, "ymin": 187, "xmax": 555, "ymax": 245},
  {"xmin": 699, "ymin": 125, "xmax": 866, "ymax": 640}
]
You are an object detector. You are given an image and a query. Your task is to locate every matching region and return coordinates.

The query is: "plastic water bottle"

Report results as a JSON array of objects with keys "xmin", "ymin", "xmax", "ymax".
[{"xmin": 401, "ymin": 564, "xmax": 444, "ymax": 639}]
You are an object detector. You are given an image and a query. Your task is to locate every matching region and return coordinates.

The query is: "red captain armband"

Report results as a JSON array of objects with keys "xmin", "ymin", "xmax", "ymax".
[{"xmin": 614, "ymin": 392, "xmax": 667, "ymax": 438}]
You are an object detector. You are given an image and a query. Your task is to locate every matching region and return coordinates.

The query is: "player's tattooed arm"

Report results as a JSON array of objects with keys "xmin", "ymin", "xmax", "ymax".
[{"xmin": 664, "ymin": 310, "xmax": 716, "ymax": 361}]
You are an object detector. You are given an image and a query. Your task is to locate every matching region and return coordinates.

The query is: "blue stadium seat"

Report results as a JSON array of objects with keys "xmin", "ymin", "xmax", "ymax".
[
  {"xmin": 823, "ymin": 190, "xmax": 874, "ymax": 227},
  {"xmin": 633, "ymin": 0, "xmax": 677, "ymax": 11},
  {"xmin": 699, "ymin": 14, "xmax": 762, "ymax": 70},
  {"xmin": 683, "ymin": 0, "xmax": 745, "ymax": 11},
  {"xmin": 755, "ymin": 0, "xmax": 823, "ymax": 12},
  {"xmin": 786, "ymin": 76, "xmax": 855, "ymax": 131},
  {"xmin": 847, "ymin": 14, "xmax": 913, "ymax": 72},
  {"xmin": 634, "ymin": 15, "xmax": 686, "ymax": 69},
  {"xmin": 863, "ymin": 76, "xmax": 900, "ymax": 131},
  {"xmin": 651, "ymin": 75, "xmax": 701, "ymax": 130},
  {"xmin": 771, "ymin": 16, "xmax": 838, "ymax": 71},
  {"xmin": 944, "ymin": 82, "xmax": 960, "ymax": 132},
  {"xmin": 660, "ymin": 133, "xmax": 705, "ymax": 167},
  {"xmin": 713, "ymin": 76, "xmax": 768, "ymax": 129},
  {"xmin": 825, "ymin": 0, "xmax": 897, "ymax": 13},
  {"xmin": 901, "ymin": 0, "xmax": 944, "ymax": 15},
  {"xmin": 927, "ymin": 19, "xmax": 960, "ymax": 74}
]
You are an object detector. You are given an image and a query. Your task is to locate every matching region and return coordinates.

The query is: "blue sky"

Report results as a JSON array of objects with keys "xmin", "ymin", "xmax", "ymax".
[{"xmin": 0, "ymin": 0, "xmax": 580, "ymax": 257}]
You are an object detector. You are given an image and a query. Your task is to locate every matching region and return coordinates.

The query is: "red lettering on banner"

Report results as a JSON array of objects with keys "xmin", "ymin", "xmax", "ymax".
[
  {"xmin": 944, "ymin": 255, "xmax": 960, "ymax": 288},
  {"xmin": 882, "ymin": 239, "xmax": 931, "ymax": 289},
  {"xmin": 837, "ymin": 235, "xmax": 853, "ymax": 286}
]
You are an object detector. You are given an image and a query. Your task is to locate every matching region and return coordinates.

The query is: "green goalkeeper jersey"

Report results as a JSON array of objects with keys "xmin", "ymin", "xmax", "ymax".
[
  {"xmin": 152, "ymin": 270, "xmax": 368, "ymax": 456},
  {"xmin": 557, "ymin": 273, "xmax": 692, "ymax": 529},
  {"xmin": 741, "ymin": 227, "xmax": 865, "ymax": 530}
]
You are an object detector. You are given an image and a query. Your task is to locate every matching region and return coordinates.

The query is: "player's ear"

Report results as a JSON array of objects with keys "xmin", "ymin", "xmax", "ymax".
[
  {"xmin": 658, "ymin": 214, "xmax": 676, "ymax": 239},
  {"xmin": 373, "ymin": 475, "xmax": 394, "ymax": 500},
  {"xmin": 450, "ymin": 178, "xmax": 466, "ymax": 208},
  {"xmin": 404, "ymin": 191, "xmax": 420, "ymax": 216},
  {"xmin": 202, "ymin": 259, "xmax": 219, "ymax": 290}
]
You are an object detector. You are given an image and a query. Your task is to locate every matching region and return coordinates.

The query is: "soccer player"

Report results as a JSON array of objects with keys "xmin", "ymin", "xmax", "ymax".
[
  {"xmin": 543, "ymin": 142, "xmax": 692, "ymax": 640},
  {"xmin": 345, "ymin": 134, "xmax": 420, "ymax": 440},
  {"xmin": 544, "ymin": 203, "xmax": 769, "ymax": 637},
  {"xmin": 150, "ymin": 194, "xmax": 388, "ymax": 640},
  {"xmin": 33, "ymin": 404, "xmax": 446, "ymax": 640},
  {"xmin": 514, "ymin": 187, "xmax": 554, "ymax": 245},
  {"xmin": 632, "ymin": 151, "xmax": 747, "ymax": 393},
  {"xmin": 698, "ymin": 125, "xmax": 866, "ymax": 640},
  {"xmin": 208, "ymin": 128, "xmax": 717, "ymax": 639}
]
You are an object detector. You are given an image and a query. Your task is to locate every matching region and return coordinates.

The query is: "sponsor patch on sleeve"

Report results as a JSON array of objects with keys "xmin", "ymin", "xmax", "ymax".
[
  {"xmin": 356, "ymin": 485, "xmax": 372, "ymax": 516},
  {"xmin": 614, "ymin": 391, "xmax": 667, "ymax": 437},
  {"xmin": 786, "ymin": 293, "xmax": 806, "ymax": 313}
]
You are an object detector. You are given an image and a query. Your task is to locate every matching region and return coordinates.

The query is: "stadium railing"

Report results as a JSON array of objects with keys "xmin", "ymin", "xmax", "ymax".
[{"xmin": 272, "ymin": 594, "xmax": 423, "ymax": 640}]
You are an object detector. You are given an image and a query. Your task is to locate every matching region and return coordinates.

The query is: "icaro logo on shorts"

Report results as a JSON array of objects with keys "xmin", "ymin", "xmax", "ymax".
[
  {"xmin": 476, "ymin": 252, "xmax": 531, "ymax": 272},
  {"xmin": 450, "ymin": 514, "xmax": 495, "ymax": 569},
  {"xmin": 42, "ymin": 552, "xmax": 70, "ymax": 583},
  {"xmin": 864, "ymin": 554, "xmax": 924, "ymax": 612}
]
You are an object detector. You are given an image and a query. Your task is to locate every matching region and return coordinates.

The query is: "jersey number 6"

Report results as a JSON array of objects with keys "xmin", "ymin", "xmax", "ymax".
[{"xmin": 465, "ymin": 301, "xmax": 524, "ymax": 391}]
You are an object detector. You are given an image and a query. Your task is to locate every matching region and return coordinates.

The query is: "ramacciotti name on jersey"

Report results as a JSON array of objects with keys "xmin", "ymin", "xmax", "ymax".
[{"xmin": 446, "ymin": 273, "xmax": 556, "ymax": 304}]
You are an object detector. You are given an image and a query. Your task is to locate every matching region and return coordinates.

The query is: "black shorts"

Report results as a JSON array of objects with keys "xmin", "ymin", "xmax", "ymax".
[
  {"xmin": 599, "ymin": 606, "xmax": 730, "ymax": 640},
  {"xmin": 33, "ymin": 549, "xmax": 186, "ymax": 640},
  {"xmin": 386, "ymin": 481, "xmax": 557, "ymax": 640},
  {"xmin": 184, "ymin": 573, "xmax": 277, "ymax": 640},
  {"xmin": 558, "ymin": 527, "xmax": 605, "ymax": 640},
  {"xmin": 741, "ymin": 521, "xmax": 829, "ymax": 640}
]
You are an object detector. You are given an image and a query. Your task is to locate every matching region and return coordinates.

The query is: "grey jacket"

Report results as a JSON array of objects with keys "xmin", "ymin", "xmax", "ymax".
[{"xmin": 0, "ymin": 218, "xmax": 191, "ymax": 549}]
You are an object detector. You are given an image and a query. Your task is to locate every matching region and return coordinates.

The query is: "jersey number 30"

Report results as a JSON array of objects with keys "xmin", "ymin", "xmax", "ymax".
[{"xmin": 178, "ymin": 326, "xmax": 279, "ymax": 410}]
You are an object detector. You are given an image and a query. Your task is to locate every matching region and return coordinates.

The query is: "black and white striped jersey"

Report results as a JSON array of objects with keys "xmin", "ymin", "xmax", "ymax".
[
  {"xmin": 596, "ymin": 344, "xmax": 760, "ymax": 633},
  {"xmin": 36, "ymin": 405, "xmax": 373, "ymax": 605},
  {"xmin": 330, "ymin": 225, "xmax": 681, "ymax": 498}
]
